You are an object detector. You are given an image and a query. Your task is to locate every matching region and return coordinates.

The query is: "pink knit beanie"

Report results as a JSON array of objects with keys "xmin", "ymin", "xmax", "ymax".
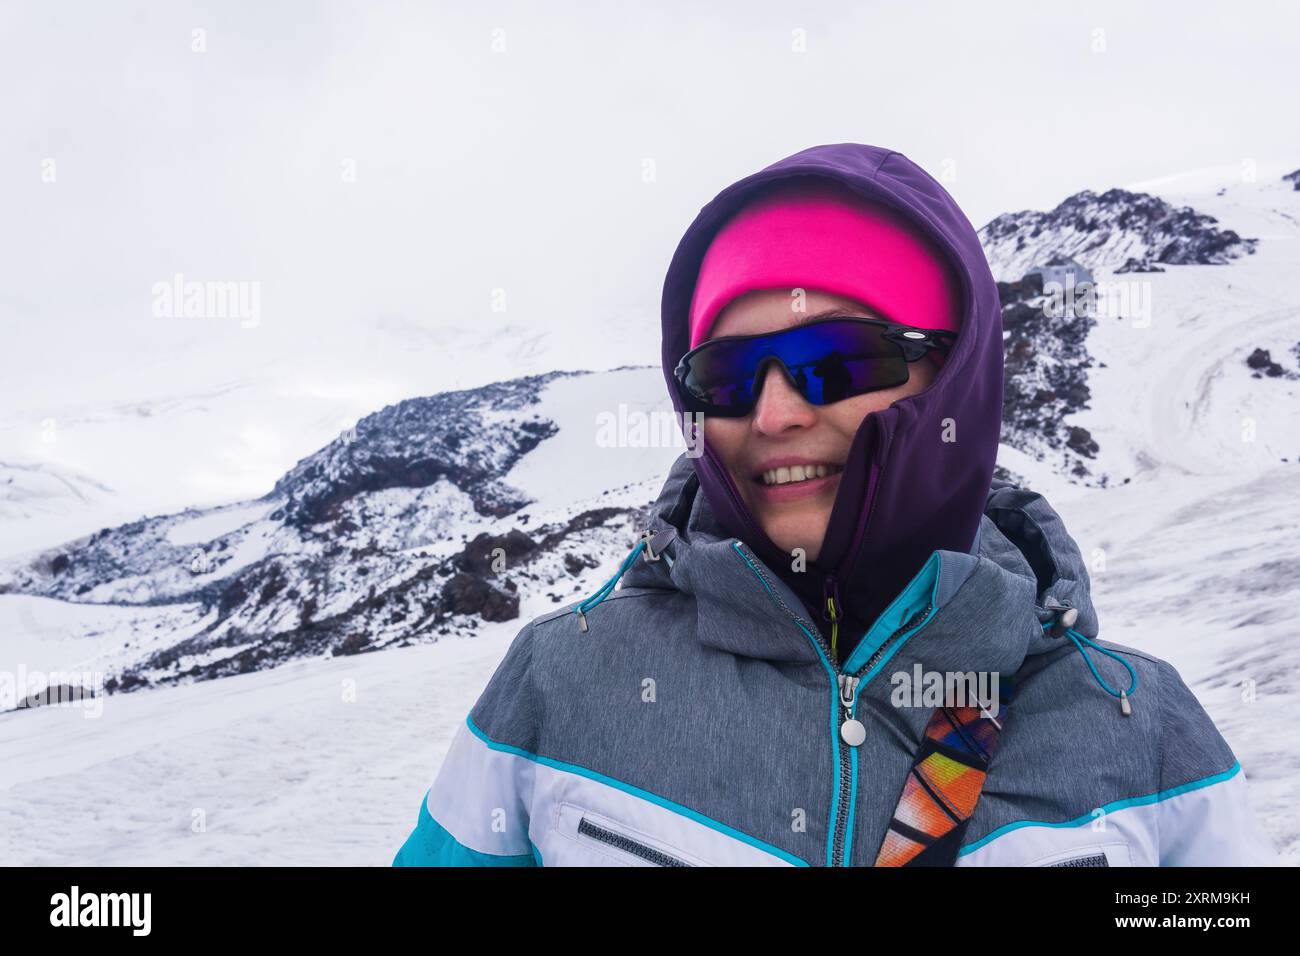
[{"xmin": 687, "ymin": 179, "xmax": 963, "ymax": 352}]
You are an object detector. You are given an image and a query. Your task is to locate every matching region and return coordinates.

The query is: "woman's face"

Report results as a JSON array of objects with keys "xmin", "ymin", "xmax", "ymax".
[{"xmin": 701, "ymin": 288, "xmax": 938, "ymax": 563}]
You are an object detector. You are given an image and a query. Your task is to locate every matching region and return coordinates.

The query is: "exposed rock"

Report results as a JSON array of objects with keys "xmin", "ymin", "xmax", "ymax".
[
  {"xmin": 335, "ymin": 633, "xmax": 373, "ymax": 656},
  {"xmin": 997, "ymin": 277, "xmax": 1098, "ymax": 479},
  {"xmin": 441, "ymin": 572, "xmax": 520, "ymax": 622},
  {"xmin": 455, "ymin": 530, "xmax": 538, "ymax": 575},
  {"xmin": 1115, "ymin": 257, "xmax": 1165, "ymax": 274},
  {"xmin": 1246, "ymin": 348, "xmax": 1287, "ymax": 378},
  {"xmin": 564, "ymin": 552, "xmax": 599, "ymax": 575}
]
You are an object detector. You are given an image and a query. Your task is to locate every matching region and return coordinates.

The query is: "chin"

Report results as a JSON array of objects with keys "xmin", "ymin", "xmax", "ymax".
[
  {"xmin": 762, "ymin": 519, "xmax": 826, "ymax": 563},
  {"xmin": 738, "ymin": 488, "xmax": 831, "ymax": 560}
]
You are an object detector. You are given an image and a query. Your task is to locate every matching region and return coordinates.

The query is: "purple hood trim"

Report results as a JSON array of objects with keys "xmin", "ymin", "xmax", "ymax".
[{"xmin": 659, "ymin": 144, "xmax": 1003, "ymax": 656}]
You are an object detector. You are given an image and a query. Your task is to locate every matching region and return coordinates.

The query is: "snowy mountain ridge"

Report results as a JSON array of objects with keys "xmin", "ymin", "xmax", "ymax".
[
  {"xmin": 5, "ymin": 171, "xmax": 1300, "ymax": 700},
  {"xmin": 0, "ymin": 367, "xmax": 678, "ymax": 692},
  {"xmin": 979, "ymin": 185, "xmax": 1258, "ymax": 281}
]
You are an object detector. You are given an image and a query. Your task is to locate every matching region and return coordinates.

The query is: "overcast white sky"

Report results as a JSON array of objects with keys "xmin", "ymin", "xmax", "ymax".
[{"xmin": 3, "ymin": 0, "xmax": 1299, "ymax": 416}]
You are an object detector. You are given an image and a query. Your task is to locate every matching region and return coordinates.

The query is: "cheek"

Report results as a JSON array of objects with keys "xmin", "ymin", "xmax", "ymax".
[
  {"xmin": 703, "ymin": 417, "xmax": 746, "ymax": 462},
  {"xmin": 830, "ymin": 366, "xmax": 931, "ymax": 432},
  {"xmin": 826, "ymin": 395, "xmax": 881, "ymax": 437}
]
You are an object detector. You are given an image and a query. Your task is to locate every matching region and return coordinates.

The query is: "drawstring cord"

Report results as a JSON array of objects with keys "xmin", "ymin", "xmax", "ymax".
[
  {"xmin": 574, "ymin": 531, "xmax": 663, "ymax": 633},
  {"xmin": 1040, "ymin": 612, "xmax": 1138, "ymax": 715}
]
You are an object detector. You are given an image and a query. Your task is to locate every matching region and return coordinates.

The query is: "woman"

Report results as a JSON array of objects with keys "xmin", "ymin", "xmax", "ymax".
[{"xmin": 393, "ymin": 143, "xmax": 1278, "ymax": 866}]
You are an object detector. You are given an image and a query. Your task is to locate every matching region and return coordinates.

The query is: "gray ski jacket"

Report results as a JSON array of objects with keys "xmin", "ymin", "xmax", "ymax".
[{"xmin": 393, "ymin": 452, "xmax": 1279, "ymax": 867}]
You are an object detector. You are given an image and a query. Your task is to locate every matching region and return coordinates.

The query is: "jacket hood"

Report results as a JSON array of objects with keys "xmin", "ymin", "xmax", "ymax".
[{"xmin": 660, "ymin": 144, "xmax": 1003, "ymax": 656}]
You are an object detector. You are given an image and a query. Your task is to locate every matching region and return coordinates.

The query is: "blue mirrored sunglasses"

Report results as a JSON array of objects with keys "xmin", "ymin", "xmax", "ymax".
[{"xmin": 674, "ymin": 317, "xmax": 955, "ymax": 418}]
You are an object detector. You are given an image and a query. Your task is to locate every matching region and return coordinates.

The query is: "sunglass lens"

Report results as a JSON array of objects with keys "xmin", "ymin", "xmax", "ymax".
[{"xmin": 679, "ymin": 320, "xmax": 912, "ymax": 414}]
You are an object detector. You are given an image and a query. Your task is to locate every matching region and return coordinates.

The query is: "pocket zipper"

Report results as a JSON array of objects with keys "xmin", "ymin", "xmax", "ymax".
[
  {"xmin": 576, "ymin": 816, "xmax": 694, "ymax": 867},
  {"xmin": 1043, "ymin": 851, "xmax": 1110, "ymax": 867}
]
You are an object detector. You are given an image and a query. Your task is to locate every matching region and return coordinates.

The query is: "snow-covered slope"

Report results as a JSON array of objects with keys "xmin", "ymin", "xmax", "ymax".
[
  {"xmin": 0, "ymin": 366, "xmax": 685, "ymax": 692},
  {"xmin": 1044, "ymin": 462, "xmax": 1300, "ymax": 868},
  {"xmin": 0, "ymin": 612, "xmax": 529, "ymax": 864},
  {"xmin": 0, "ymin": 375, "xmax": 357, "ymax": 562},
  {"xmin": 0, "ymin": 459, "xmax": 117, "ymax": 558},
  {"xmin": 1057, "ymin": 173, "xmax": 1300, "ymax": 484}
]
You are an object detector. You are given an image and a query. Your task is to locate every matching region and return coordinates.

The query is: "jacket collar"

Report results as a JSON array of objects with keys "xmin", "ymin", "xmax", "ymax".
[{"xmin": 621, "ymin": 454, "xmax": 1094, "ymax": 676}]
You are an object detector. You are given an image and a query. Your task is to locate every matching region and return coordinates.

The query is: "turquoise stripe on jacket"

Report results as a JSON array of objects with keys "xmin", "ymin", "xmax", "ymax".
[{"xmin": 392, "ymin": 790, "xmax": 538, "ymax": 867}]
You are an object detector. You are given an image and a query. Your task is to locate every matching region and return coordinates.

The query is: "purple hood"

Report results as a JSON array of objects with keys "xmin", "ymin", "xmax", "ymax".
[{"xmin": 659, "ymin": 143, "xmax": 1003, "ymax": 659}]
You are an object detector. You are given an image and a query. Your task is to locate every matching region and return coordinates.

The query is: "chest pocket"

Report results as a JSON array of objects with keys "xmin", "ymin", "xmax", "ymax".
[
  {"xmin": 552, "ymin": 802, "xmax": 710, "ymax": 867},
  {"xmin": 1024, "ymin": 841, "xmax": 1134, "ymax": 867}
]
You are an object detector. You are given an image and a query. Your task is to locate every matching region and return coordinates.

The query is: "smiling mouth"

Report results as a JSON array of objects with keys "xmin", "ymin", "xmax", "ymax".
[{"xmin": 757, "ymin": 463, "xmax": 844, "ymax": 486}]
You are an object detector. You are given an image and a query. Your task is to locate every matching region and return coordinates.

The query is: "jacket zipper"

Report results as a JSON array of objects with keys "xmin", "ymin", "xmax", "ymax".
[
  {"xmin": 576, "ymin": 816, "xmax": 693, "ymax": 867},
  {"xmin": 732, "ymin": 543, "xmax": 934, "ymax": 866},
  {"xmin": 822, "ymin": 448, "xmax": 895, "ymax": 865},
  {"xmin": 828, "ymin": 602, "xmax": 933, "ymax": 866}
]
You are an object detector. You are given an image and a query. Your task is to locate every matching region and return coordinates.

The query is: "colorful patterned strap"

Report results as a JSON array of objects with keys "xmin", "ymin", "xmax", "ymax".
[{"xmin": 874, "ymin": 674, "xmax": 1018, "ymax": 867}]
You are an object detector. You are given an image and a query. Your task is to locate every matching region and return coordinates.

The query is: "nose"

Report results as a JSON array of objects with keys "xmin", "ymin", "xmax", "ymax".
[{"xmin": 750, "ymin": 360, "xmax": 817, "ymax": 434}]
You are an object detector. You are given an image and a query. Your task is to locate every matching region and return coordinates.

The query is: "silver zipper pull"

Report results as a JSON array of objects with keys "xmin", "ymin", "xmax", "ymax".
[
  {"xmin": 839, "ymin": 675, "xmax": 866, "ymax": 747},
  {"xmin": 1120, "ymin": 690, "xmax": 1132, "ymax": 716}
]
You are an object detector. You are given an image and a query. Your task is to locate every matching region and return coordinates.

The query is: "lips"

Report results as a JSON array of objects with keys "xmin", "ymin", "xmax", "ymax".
[
  {"xmin": 747, "ymin": 458, "xmax": 845, "ymax": 504},
  {"xmin": 757, "ymin": 462, "xmax": 845, "ymax": 486}
]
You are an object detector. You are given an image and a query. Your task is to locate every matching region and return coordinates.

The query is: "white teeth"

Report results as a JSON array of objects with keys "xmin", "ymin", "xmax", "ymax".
[{"xmin": 761, "ymin": 464, "xmax": 842, "ymax": 486}]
